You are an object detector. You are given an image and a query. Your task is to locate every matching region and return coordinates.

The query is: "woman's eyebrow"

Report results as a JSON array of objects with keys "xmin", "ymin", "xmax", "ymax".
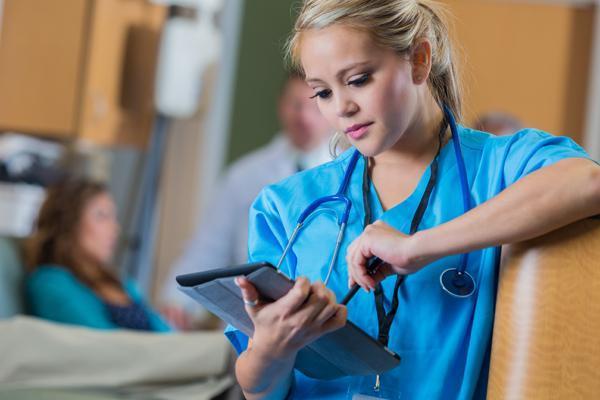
[
  {"xmin": 305, "ymin": 77, "xmax": 326, "ymax": 85},
  {"xmin": 305, "ymin": 61, "xmax": 371, "ymax": 85},
  {"xmin": 335, "ymin": 61, "xmax": 371, "ymax": 80}
]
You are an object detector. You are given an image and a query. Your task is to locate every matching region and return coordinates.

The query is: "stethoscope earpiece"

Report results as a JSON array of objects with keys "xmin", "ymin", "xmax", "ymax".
[{"xmin": 440, "ymin": 268, "xmax": 476, "ymax": 298}]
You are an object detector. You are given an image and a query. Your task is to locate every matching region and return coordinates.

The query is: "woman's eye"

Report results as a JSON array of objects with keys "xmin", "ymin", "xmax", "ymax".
[
  {"xmin": 310, "ymin": 89, "xmax": 332, "ymax": 100},
  {"xmin": 348, "ymin": 73, "xmax": 370, "ymax": 87},
  {"xmin": 94, "ymin": 210, "xmax": 111, "ymax": 220}
]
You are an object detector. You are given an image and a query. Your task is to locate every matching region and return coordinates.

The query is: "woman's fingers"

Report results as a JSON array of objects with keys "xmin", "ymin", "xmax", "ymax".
[
  {"xmin": 294, "ymin": 282, "xmax": 334, "ymax": 325},
  {"xmin": 276, "ymin": 277, "xmax": 312, "ymax": 316},
  {"xmin": 346, "ymin": 220, "xmax": 415, "ymax": 291},
  {"xmin": 346, "ymin": 239, "xmax": 362, "ymax": 288},
  {"xmin": 312, "ymin": 302, "xmax": 339, "ymax": 326},
  {"xmin": 235, "ymin": 277, "xmax": 262, "ymax": 317},
  {"xmin": 302, "ymin": 283, "xmax": 346, "ymax": 334},
  {"xmin": 347, "ymin": 238, "xmax": 376, "ymax": 291},
  {"xmin": 354, "ymin": 264, "xmax": 376, "ymax": 290},
  {"xmin": 320, "ymin": 305, "xmax": 347, "ymax": 334},
  {"xmin": 369, "ymin": 263, "xmax": 394, "ymax": 285},
  {"xmin": 240, "ymin": 275, "xmax": 347, "ymax": 356}
]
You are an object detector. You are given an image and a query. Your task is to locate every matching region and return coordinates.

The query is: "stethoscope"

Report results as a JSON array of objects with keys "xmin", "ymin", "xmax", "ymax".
[{"xmin": 274, "ymin": 105, "xmax": 476, "ymax": 299}]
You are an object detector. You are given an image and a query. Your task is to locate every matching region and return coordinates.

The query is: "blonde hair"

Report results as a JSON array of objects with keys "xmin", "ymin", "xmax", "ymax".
[{"xmin": 286, "ymin": 0, "xmax": 461, "ymax": 155}]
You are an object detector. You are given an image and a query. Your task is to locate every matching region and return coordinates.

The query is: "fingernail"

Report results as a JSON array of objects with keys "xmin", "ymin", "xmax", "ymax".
[{"xmin": 234, "ymin": 277, "xmax": 241, "ymax": 287}]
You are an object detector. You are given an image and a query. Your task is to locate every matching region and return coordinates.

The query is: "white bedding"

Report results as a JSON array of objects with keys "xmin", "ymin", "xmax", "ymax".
[{"xmin": 0, "ymin": 316, "xmax": 233, "ymax": 399}]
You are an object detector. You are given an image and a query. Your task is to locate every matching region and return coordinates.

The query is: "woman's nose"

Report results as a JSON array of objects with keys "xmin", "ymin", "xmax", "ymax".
[{"xmin": 335, "ymin": 96, "xmax": 359, "ymax": 118}]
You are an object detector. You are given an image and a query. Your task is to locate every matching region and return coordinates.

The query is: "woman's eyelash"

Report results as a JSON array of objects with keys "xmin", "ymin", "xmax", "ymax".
[
  {"xmin": 308, "ymin": 73, "xmax": 370, "ymax": 99},
  {"xmin": 310, "ymin": 89, "xmax": 332, "ymax": 99},
  {"xmin": 348, "ymin": 73, "xmax": 370, "ymax": 86}
]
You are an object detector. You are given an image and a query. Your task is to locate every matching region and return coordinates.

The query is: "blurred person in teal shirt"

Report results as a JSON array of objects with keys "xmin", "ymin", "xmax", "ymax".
[{"xmin": 25, "ymin": 179, "xmax": 170, "ymax": 332}]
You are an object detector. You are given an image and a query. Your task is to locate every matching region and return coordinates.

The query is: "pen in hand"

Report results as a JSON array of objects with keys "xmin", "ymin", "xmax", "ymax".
[{"xmin": 340, "ymin": 257, "xmax": 384, "ymax": 305}]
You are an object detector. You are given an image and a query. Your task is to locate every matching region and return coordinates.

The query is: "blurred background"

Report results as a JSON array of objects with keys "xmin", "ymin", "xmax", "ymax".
[{"xmin": 0, "ymin": 0, "xmax": 599, "ymax": 398}]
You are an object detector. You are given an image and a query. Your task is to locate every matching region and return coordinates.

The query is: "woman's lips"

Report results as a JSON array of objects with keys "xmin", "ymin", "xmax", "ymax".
[{"xmin": 345, "ymin": 122, "xmax": 374, "ymax": 140}]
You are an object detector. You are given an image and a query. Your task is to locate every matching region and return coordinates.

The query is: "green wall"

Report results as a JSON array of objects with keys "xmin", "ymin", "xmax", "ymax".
[{"xmin": 226, "ymin": 0, "xmax": 297, "ymax": 164}]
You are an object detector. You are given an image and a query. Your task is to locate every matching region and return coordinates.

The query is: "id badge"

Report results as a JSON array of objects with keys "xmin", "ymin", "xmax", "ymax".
[{"xmin": 347, "ymin": 375, "xmax": 402, "ymax": 400}]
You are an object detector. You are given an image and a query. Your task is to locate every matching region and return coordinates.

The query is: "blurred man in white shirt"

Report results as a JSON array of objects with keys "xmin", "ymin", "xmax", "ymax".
[{"xmin": 161, "ymin": 72, "xmax": 332, "ymax": 326}]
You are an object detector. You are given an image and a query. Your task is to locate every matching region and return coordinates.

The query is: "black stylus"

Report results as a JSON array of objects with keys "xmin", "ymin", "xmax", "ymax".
[{"xmin": 340, "ymin": 257, "xmax": 384, "ymax": 305}]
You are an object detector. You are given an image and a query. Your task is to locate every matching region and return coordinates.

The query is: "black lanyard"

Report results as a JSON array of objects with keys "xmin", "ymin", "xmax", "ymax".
[{"xmin": 362, "ymin": 119, "xmax": 447, "ymax": 346}]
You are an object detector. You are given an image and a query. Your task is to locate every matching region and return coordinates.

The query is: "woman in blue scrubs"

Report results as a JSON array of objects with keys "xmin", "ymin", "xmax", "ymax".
[{"xmin": 229, "ymin": 0, "xmax": 600, "ymax": 399}]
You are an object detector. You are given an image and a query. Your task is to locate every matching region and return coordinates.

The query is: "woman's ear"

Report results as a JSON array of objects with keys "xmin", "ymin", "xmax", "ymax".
[{"xmin": 410, "ymin": 39, "xmax": 432, "ymax": 85}]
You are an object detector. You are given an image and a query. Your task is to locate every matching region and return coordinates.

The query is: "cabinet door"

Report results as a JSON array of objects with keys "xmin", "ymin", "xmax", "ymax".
[
  {"xmin": 78, "ymin": 0, "xmax": 166, "ymax": 148},
  {"xmin": 0, "ymin": 0, "xmax": 90, "ymax": 137},
  {"xmin": 447, "ymin": 0, "xmax": 594, "ymax": 143}
]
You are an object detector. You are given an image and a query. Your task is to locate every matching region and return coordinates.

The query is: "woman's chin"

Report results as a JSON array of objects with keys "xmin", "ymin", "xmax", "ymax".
[
  {"xmin": 353, "ymin": 141, "xmax": 385, "ymax": 158},
  {"xmin": 91, "ymin": 251, "xmax": 114, "ymax": 267}
]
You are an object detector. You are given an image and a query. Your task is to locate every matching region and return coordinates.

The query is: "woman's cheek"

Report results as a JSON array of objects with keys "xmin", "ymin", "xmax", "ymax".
[{"xmin": 320, "ymin": 103, "xmax": 339, "ymax": 129}]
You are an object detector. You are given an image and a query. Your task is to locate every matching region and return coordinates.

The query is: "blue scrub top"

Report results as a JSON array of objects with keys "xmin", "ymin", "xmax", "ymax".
[{"xmin": 226, "ymin": 127, "xmax": 590, "ymax": 399}]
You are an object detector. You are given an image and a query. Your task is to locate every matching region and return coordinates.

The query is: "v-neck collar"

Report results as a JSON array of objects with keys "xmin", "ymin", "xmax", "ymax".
[{"xmin": 354, "ymin": 134, "xmax": 457, "ymax": 234}]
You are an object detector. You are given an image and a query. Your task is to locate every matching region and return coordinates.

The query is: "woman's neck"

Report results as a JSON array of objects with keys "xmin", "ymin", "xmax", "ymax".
[
  {"xmin": 75, "ymin": 253, "xmax": 130, "ymax": 305},
  {"xmin": 367, "ymin": 97, "xmax": 447, "ymax": 211},
  {"xmin": 374, "ymin": 97, "xmax": 445, "ymax": 169}
]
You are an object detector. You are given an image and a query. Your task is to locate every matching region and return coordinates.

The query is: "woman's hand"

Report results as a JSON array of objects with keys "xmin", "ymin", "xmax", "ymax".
[
  {"xmin": 234, "ymin": 276, "xmax": 347, "ymax": 399},
  {"xmin": 159, "ymin": 305, "xmax": 193, "ymax": 331},
  {"xmin": 346, "ymin": 220, "xmax": 434, "ymax": 291},
  {"xmin": 235, "ymin": 276, "xmax": 347, "ymax": 360}
]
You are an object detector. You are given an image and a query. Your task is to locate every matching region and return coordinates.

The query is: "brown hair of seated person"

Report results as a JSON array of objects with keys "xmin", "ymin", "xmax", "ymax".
[{"xmin": 26, "ymin": 179, "xmax": 129, "ymax": 305}]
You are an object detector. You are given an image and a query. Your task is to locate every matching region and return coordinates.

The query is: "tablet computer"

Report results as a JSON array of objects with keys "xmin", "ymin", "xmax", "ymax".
[{"xmin": 177, "ymin": 262, "xmax": 401, "ymax": 380}]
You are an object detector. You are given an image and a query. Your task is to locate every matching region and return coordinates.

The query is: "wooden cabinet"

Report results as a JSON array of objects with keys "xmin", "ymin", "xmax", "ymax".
[
  {"xmin": 0, "ymin": 0, "xmax": 166, "ymax": 148},
  {"xmin": 446, "ymin": 0, "xmax": 595, "ymax": 144}
]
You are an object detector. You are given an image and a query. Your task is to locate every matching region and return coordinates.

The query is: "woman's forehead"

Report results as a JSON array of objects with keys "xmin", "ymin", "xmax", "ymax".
[
  {"xmin": 301, "ymin": 27, "xmax": 379, "ymax": 73},
  {"xmin": 85, "ymin": 192, "xmax": 113, "ymax": 210}
]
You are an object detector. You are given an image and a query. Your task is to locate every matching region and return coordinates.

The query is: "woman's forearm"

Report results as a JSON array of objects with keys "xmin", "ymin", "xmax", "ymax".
[
  {"xmin": 236, "ymin": 345, "xmax": 295, "ymax": 400},
  {"xmin": 414, "ymin": 158, "xmax": 600, "ymax": 260}
]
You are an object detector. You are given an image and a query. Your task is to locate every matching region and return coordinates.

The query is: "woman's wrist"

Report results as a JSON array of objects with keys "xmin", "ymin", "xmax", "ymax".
[
  {"xmin": 237, "ymin": 342, "xmax": 296, "ymax": 398},
  {"xmin": 249, "ymin": 337, "xmax": 297, "ymax": 366},
  {"xmin": 409, "ymin": 229, "xmax": 444, "ymax": 266},
  {"xmin": 251, "ymin": 327, "xmax": 300, "ymax": 364},
  {"xmin": 411, "ymin": 219, "xmax": 477, "ymax": 264}
]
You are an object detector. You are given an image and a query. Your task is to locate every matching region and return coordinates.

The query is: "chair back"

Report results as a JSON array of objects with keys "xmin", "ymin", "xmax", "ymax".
[{"xmin": 487, "ymin": 218, "xmax": 600, "ymax": 398}]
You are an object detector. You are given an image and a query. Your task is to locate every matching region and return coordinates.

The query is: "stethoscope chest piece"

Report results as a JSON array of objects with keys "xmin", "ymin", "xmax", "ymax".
[{"xmin": 440, "ymin": 268, "xmax": 476, "ymax": 298}]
